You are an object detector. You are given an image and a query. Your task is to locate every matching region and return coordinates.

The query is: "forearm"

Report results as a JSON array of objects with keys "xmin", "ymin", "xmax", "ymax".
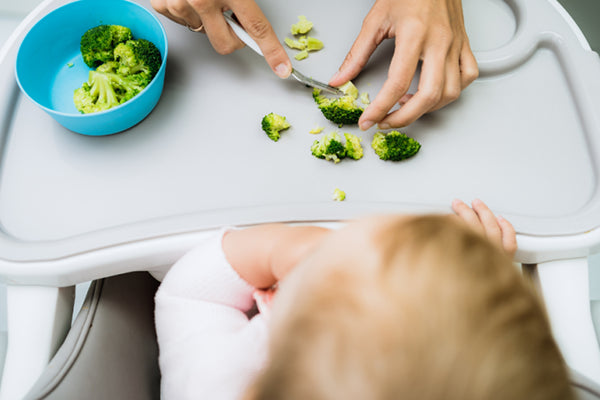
[{"xmin": 223, "ymin": 224, "xmax": 330, "ymax": 289}]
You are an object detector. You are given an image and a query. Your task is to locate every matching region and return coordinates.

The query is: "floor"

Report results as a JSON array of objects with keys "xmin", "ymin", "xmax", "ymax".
[{"xmin": 0, "ymin": 0, "xmax": 598, "ymax": 386}]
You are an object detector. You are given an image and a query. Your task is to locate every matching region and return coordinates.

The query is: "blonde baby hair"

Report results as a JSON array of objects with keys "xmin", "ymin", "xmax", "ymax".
[{"xmin": 248, "ymin": 214, "xmax": 574, "ymax": 400}]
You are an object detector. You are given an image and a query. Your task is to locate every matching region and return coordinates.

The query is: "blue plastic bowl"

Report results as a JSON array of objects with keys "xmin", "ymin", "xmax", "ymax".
[{"xmin": 15, "ymin": 0, "xmax": 168, "ymax": 135}]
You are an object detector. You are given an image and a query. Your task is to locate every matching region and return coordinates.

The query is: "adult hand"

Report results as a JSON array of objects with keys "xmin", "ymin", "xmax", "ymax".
[
  {"xmin": 150, "ymin": 0, "xmax": 292, "ymax": 78},
  {"xmin": 329, "ymin": 0, "xmax": 478, "ymax": 130},
  {"xmin": 452, "ymin": 199, "xmax": 517, "ymax": 257}
]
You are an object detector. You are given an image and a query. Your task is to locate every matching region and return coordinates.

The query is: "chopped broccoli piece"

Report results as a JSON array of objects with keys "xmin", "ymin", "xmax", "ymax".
[
  {"xmin": 80, "ymin": 25, "xmax": 133, "ymax": 68},
  {"xmin": 114, "ymin": 39, "xmax": 162, "ymax": 80},
  {"xmin": 303, "ymin": 36, "xmax": 323, "ymax": 51},
  {"xmin": 344, "ymin": 133, "xmax": 363, "ymax": 160},
  {"xmin": 359, "ymin": 91, "xmax": 370, "ymax": 105},
  {"xmin": 261, "ymin": 113, "xmax": 291, "ymax": 141},
  {"xmin": 294, "ymin": 50, "xmax": 309, "ymax": 60},
  {"xmin": 66, "ymin": 62, "xmax": 74, "ymax": 68},
  {"xmin": 73, "ymin": 70, "xmax": 149, "ymax": 114},
  {"xmin": 311, "ymin": 131, "xmax": 346, "ymax": 163},
  {"xmin": 291, "ymin": 15, "xmax": 313, "ymax": 35},
  {"xmin": 371, "ymin": 131, "xmax": 421, "ymax": 161},
  {"xmin": 284, "ymin": 37, "xmax": 306, "ymax": 50},
  {"xmin": 338, "ymin": 81, "xmax": 359, "ymax": 99},
  {"xmin": 313, "ymin": 88, "xmax": 364, "ymax": 125},
  {"xmin": 332, "ymin": 188, "xmax": 346, "ymax": 201},
  {"xmin": 309, "ymin": 126, "xmax": 324, "ymax": 134}
]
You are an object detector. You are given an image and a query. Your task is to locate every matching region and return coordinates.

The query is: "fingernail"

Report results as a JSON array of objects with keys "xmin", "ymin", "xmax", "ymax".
[
  {"xmin": 275, "ymin": 63, "xmax": 291, "ymax": 78},
  {"xmin": 360, "ymin": 120, "xmax": 374, "ymax": 131},
  {"xmin": 378, "ymin": 122, "xmax": 390, "ymax": 130}
]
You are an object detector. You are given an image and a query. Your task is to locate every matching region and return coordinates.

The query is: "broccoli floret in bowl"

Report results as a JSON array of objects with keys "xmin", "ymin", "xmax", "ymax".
[
  {"xmin": 371, "ymin": 131, "xmax": 421, "ymax": 161},
  {"xmin": 15, "ymin": 0, "xmax": 168, "ymax": 135},
  {"xmin": 313, "ymin": 88, "xmax": 364, "ymax": 125},
  {"xmin": 80, "ymin": 24, "xmax": 133, "ymax": 68},
  {"xmin": 114, "ymin": 39, "xmax": 162, "ymax": 78},
  {"xmin": 74, "ymin": 37, "xmax": 162, "ymax": 115}
]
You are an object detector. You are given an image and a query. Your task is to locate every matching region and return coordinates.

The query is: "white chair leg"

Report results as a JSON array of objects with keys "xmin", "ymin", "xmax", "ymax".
[
  {"xmin": 536, "ymin": 257, "xmax": 600, "ymax": 383},
  {"xmin": 0, "ymin": 285, "xmax": 74, "ymax": 400}
]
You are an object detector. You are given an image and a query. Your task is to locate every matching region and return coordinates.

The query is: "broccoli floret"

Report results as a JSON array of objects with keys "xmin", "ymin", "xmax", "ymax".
[
  {"xmin": 284, "ymin": 37, "xmax": 306, "ymax": 50},
  {"xmin": 294, "ymin": 50, "xmax": 309, "ymax": 60},
  {"xmin": 332, "ymin": 188, "xmax": 346, "ymax": 201},
  {"xmin": 313, "ymin": 88, "xmax": 364, "ymax": 125},
  {"xmin": 303, "ymin": 36, "xmax": 323, "ymax": 51},
  {"xmin": 338, "ymin": 81, "xmax": 359, "ymax": 99},
  {"xmin": 113, "ymin": 39, "xmax": 162, "ymax": 79},
  {"xmin": 359, "ymin": 91, "xmax": 370, "ymax": 105},
  {"xmin": 261, "ymin": 113, "xmax": 291, "ymax": 141},
  {"xmin": 74, "ymin": 70, "xmax": 149, "ymax": 114},
  {"xmin": 311, "ymin": 131, "xmax": 346, "ymax": 163},
  {"xmin": 371, "ymin": 131, "xmax": 421, "ymax": 161},
  {"xmin": 291, "ymin": 15, "xmax": 313, "ymax": 35},
  {"xmin": 344, "ymin": 133, "xmax": 363, "ymax": 160},
  {"xmin": 80, "ymin": 25, "xmax": 133, "ymax": 68},
  {"xmin": 74, "ymin": 28, "xmax": 162, "ymax": 114}
]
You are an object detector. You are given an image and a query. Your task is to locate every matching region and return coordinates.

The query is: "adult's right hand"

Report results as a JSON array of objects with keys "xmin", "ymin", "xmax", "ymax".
[{"xmin": 151, "ymin": 0, "xmax": 292, "ymax": 78}]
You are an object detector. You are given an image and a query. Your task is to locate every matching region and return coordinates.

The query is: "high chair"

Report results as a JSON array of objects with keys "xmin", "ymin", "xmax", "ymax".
[{"xmin": 1, "ymin": 0, "xmax": 600, "ymax": 398}]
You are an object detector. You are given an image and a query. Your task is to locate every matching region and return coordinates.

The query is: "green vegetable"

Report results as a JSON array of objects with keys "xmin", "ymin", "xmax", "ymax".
[
  {"xmin": 294, "ymin": 50, "xmax": 309, "ymax": 60},
  {"xmin": 113, "ymin": 39, "xmax": 162, "ymax": 78},
  {"xmin": 359, "ymin": 92, "xmax": 370, "ymax": 105},
  {"xmin": 311, "ymin": 131, "xmax": 363, "ymax": 163},
  {"xmin": 338, "ymin": 81, "xmax": 359, "ymax": 99},
  {"xmin": 312, "ymin": 88, "xmax": 364, "ymax": 125},
  {"xmin": 284, "ymin": 37, "xmax": 306, "ymax": 50},
  {"xmin": 290, "ymin": 15, "xmax": 313, "ymax": 35},
  {"xmin": 371, "ymin": 131, "xmax": 421, "ymax": 161},
  {"xmin": 303, "ymin": 37, "xmax": 323, "ymax": 51},
  {"xmin": 261, "ymin": 113, "xmax": 291, "ymax": 141},
  {"xmin": 344, "ymin": 133, "xmax": 363, "ymax": 160},
  {"xmin": 73, "ymin": 69, "xmax": 149, "ymax": 114},
  {"xmin": 332, "ymin": 188, "xmax": 346, "ymax": 201},
  {"xmin": 74, "ymin": 25, "xmax": 162, "ymax": 114},
  {"xmin": 311, "ymin": 131, "xmax": 346, "ymax": 163},
  {"xmin": 80, "ymin": 25, "xmax": 133, "ymax": 68}
]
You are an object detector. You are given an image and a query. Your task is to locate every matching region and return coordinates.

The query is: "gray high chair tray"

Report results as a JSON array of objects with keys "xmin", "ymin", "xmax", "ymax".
[{"xmin": 0, "ymin": 0, "xmax": 600, "ymax": 284}]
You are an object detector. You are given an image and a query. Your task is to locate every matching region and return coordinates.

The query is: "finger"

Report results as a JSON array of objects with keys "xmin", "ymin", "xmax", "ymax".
[
  {"xmin": 452, "ymin": 199, "xmax": 484, "ymax": 234},
  {"xmin": 232, "ymin": 2, "xmax": 291, "ymax": 78},
  {"xmin": 376, "ymin": 44, "xmax": 446, "ymax": 129},
  {"xmin": 398, "ymin": 93, "xmax": 413, "ymax": 105},
  {"xmin": 459, "ymin": 41, "xmax": 479, "ymax": 89},
  {"xmin": 328, "ymin": 17, "xmax": 383, "ymax": 87},
  {"xmin": 359, "ymin": 33, "xmax": 423, "ymax": 130},
  {"xmin": 163, "ymin": 0, "xmax": 204, "ymax": 28},
  {"xmin": 429, "ymin": 50, "xmax": 462, "ymax": 112},
  {"xmin": 201, "ymin": 11, "xmax": 245, "ymax": 54},
  {"xmin": 497, "ymin": 216, "xmax": 517, "ymax": 256},
  {"xmin": 471, "ymin": 198, "xmax": 502, "ymax": 246}
]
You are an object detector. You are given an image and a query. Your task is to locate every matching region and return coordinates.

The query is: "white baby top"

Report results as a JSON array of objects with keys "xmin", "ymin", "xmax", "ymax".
[{"xmin": 155, "ymin": 229, "xmax": 268, "ymax": 400}]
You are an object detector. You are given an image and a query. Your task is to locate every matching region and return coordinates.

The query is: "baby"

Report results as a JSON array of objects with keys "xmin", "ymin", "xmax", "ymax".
[{"xmin": 154, "ymin": 199, "xmax": 574, "ymax": 400}]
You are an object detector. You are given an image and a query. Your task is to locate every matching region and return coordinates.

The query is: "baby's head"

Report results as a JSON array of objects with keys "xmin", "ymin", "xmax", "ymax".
[{"xmin": 249, "ymin": 214, "xmax": 574, "ymax": 400}]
